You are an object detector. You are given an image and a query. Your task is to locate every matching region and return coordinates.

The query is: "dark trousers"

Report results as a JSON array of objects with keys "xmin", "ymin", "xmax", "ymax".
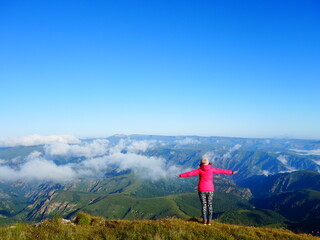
[{"xmin": 198, "ymin": 191, "xmax": 214, "ymax": 222}]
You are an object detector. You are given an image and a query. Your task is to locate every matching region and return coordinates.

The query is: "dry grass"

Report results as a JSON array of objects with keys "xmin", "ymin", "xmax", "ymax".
[{"xmin": 0, "ymin": 213, "xmax": 318, "ymax": 240}]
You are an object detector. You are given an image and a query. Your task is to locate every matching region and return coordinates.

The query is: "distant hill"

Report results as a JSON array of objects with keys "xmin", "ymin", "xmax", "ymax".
[
  {"xmin": 239, "ymin": 170, "xmax": 320, "ymax": 197},
  {"xmin": 254, "ymin": 189, "xmax": 320, "ymax": 222},
  {"xmin": 237, "ymin": 170, "xmax": 320, "ymax": 232}
]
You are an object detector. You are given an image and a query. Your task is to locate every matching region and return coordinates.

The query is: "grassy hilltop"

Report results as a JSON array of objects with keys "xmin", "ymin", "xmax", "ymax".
[{"xmin": 0, "ymin": 212, "xmax": 318, "ymax": 240}]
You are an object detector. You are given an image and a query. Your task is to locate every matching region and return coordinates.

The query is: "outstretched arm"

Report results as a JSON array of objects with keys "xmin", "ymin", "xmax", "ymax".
[
  {"xmin": 212, "ymin": 168, "xmax": 236, "ymax": 175},
  {"xmin": 179, "ymin": 169, "xmax": 200, "ymax": 178}
]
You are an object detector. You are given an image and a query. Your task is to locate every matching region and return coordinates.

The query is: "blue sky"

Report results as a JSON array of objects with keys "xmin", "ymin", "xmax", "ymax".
[{"xmin": 0, "ymin": 0, "xmax": 319, "ymax": 139}]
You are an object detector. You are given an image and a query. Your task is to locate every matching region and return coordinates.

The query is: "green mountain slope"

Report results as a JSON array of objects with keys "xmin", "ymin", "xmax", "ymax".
[
  {"xmin": 0, "ymin": 170, "xmax": 252, "ymax": 225},
  {"xmin": 7, "ymin": 190, "xmax": 252, "ymax": 223},
  {"xmin": 253, "ymin": 189, "xmax": 320, "ymax": 222},
  {"xmin": 239, "ymin": 170, "xmax": 320, "ymax": 197}
]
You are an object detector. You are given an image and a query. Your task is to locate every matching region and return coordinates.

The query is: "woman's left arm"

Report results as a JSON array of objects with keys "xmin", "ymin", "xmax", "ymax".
[{"xmin": 212, "ymin": 168, "xmax": 238, "ymax": 175}]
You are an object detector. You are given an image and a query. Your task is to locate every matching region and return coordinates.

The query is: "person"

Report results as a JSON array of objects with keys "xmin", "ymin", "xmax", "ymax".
[{"xmin": 177, "ymin": 158, "xmax": 238, "ymax": 225}]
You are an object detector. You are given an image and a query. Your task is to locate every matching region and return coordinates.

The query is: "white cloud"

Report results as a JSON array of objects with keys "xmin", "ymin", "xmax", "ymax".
[
  {"xmin": 277, "ymin": 155, "xmax": 288, "ymax": 165},
  {"xmin": 202, "ymin": 152, "xmax": 217, "ymax": 163},
  {"xmin": 175, "ymin": 138, "xmax": 200, "ymax": 145},
  {"xmin": 126, "ymin": 140, "xmax": 153, "ymax": 152},
  {"xmin": 78, "ymin": 140, "xmax": 183, "ymax": 180},
  {"xmin": 45, "ymin": 139, "xmax": 109, "ymax": 158},
  {"xmin": 19, "ymin": 153, "xmax": 76, "ymax": 181},
  {"xmin": 259, "ymin": 170, "xmax": 271, "ymax": 176},
  {"xmin": 80, "ymin": 153, "xmax": 179, "ymax": 180},
  {"xmin": 277, "ymin": 154, "xmax": 297, "ymax": 172},
  {"xmin": 0, "ymin": 165, "xmax": 17, "ymax": 181},
  {"xmin": 202, "ymin": 144, "xmax": 242, "ymax": 165},
  {"xmin": 0, "ymin": 151, "xmax": 76, "ymax": 182},
  {"xmin": 222, "ymin": 144, "xmax": 242, "ymax": 159},
  {"xmin": 279, "ymin": 169, "xmax": 298, "ymax": 174},
  {"xmin": 0, "ymin": 134, "xmax": 80, "ymax": 147},
  {"xmin": 290, "ymin": 149, "xmax": 320, "ymax": 156},
  {"xmin": 0, "ymin": 139, "xmax": 185, "ymax": 182},
  {"xmin": 312, "ymin": 160, "xmax": 320, "ymax": 165},
  {"xmin": 10, "ymin": 157, "xmax": 22, "ymax": 164},
  {"xmin": 230, "ymin": 144, "xmax": 241, "ymax": 151}
]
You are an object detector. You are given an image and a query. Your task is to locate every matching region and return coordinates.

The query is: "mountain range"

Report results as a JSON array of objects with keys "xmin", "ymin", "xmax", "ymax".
[{"xmin": 0, "ymin": 134, "xmax": 319, "ymax": 234}]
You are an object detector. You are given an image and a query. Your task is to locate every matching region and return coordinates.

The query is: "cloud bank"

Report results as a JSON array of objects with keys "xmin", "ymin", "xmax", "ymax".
[
  {"xmin": 45, "ymin": 139, "xmax": 109, "ymax": 158},
  {"xmin": 277, "ymin": 155, "xmax": 288, "ymax": 165},
  {"xmin": 175, "ymin": 138, "xmax": 200, "ymax": 145},
  {"xmin": 222, "ymin": 144, "xmax": 242, "ymax": 159},
  {"xmin": 77, "ymin": 139, "xmax": 181, "ymax": 180},
  {"xmin": 0, "ymin": 151, "xmax": 75, "ymax": 181},
  {"xmin": 202, "ymin": 151, "xmax": 218, "ymax": 163},
  {"xmin": 290, "ymin": 149, "xmax": 320, "ymax": 156},
  {"xmin": 0, "ymin": 137, "xmax": 184, "ymax": 182},
  {"xmin": 277, "ymin": 154, "xmax": 297, "ymax": 173},
  {"xmin": 0, "ymin": 134, "xmax": 80, "ymax": 147},
  {"xmin": 202, "ymin": 144, "xmax": 242, "ymax": 166},
  {"xmin": 259, "ymin": 170, "xmax": 271, "ymax": 176}
]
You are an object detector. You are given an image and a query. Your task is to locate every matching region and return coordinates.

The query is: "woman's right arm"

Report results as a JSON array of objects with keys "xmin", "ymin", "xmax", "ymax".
[{"xmin": 179, "ymin": 169, "xmax": 200, "ymax": 178}]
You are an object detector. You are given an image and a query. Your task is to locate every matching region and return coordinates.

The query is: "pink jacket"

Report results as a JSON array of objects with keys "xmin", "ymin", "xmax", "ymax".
[{"xmin": 179, "ymin": 164, "xmax": 233, "ymax": 192}]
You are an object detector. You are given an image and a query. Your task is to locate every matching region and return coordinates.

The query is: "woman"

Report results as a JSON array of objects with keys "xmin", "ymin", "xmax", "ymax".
[{"xmin": 177, "ymin": 158, "xmax": 238, "ymax": 225}]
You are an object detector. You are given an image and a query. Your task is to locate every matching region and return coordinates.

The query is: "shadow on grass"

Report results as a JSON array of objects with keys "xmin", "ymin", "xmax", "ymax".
[{"xmin": 187, "ymin": 217, "xmax": 202, "ymax": 223}]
